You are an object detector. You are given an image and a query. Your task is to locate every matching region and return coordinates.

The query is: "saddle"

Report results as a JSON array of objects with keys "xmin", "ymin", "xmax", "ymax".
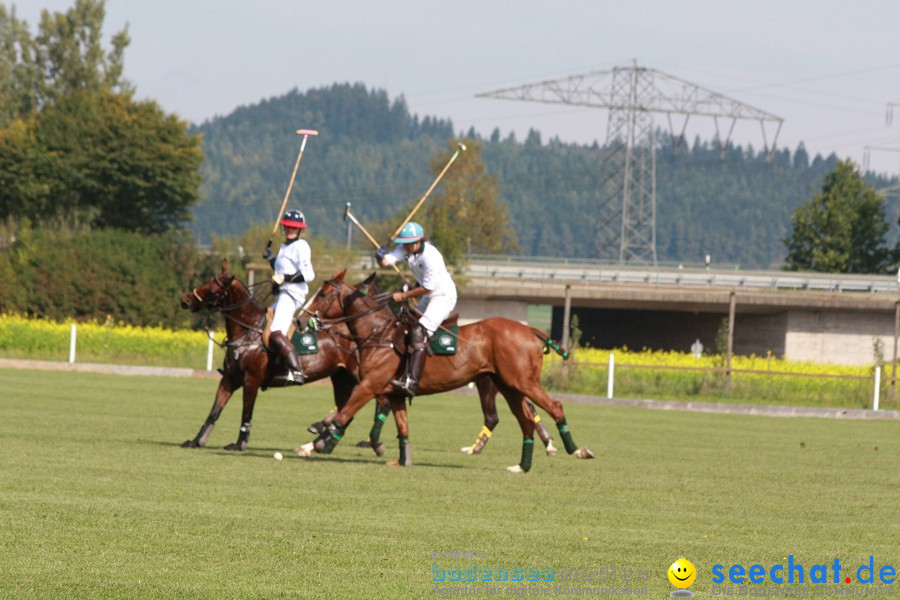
[
  {"xmin": 392, "ymin": 312, "xmax": 459, "ymax": 356},
  {"xmin": 262, "ymin": 308, "xmax": 316, "ymax": 355}
]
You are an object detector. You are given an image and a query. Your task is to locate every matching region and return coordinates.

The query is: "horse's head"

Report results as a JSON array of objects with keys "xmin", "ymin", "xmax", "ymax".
[
  {"xmin": 306, "ymin": 269, "xmax": 351, "ymax": 320},
  {"xmin": 180, "ymin": 260, "xmax": 236, "ymax": 313}
]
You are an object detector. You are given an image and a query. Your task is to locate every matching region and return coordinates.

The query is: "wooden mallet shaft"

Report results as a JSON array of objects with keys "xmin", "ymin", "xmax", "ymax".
[
  {"xmin": 270, "ymin": 129, "xmax": 319, "ymax": 239},
  {"xmin": 389, "ymin": 142, "xmax": 466, "ymax": 242}
]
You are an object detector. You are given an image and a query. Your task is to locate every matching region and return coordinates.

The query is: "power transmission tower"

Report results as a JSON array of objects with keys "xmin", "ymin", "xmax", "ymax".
[
  {"xmin": 864, "ymin": 145, "xmax": 900, "ymax": 196},
  {"xmin": 478, "ymin": 63, "xmax": 784, "ymax": 264}
]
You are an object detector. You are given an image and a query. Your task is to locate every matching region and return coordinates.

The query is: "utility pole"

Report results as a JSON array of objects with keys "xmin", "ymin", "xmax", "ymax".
[{"xmin": 478, "ymin": 62, "xmax": 783, "ymax": 264}]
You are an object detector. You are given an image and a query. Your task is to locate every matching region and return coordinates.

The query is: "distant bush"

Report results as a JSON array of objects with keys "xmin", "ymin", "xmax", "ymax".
[{"xmin": 0, "ymin": 223, "xmax": 216, "ymax": 328}]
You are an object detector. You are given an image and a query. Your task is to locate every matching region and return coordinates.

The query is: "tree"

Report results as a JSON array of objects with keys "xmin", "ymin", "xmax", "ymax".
[
  {"xmin": 0, "ymin": 0, "xmax": 130, "ymax": 126},
  {"xmin": 0, "ymin": 89, "xmax": 203, "ymax": 232},
  {"xmin": 783, "ymin": 159, "xmax": 891, "ymax": 273},
  {"xmin": 0, "ymin": 1, "xmax": 201, "ymax": 233},
  {"xmin": 419, "ymin": 138, "xmax": 518, "ymax": 267}
]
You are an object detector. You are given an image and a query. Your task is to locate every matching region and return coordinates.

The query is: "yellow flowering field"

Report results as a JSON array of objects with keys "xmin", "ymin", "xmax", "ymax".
[
  {"xmin": 571, "ymin": 346, "xmax": 872, "ymax": 377},
  {"xmin": 1, "ymin": 312, "xmax": 893, "ymax": 408},
  {"xmin": 0, "ymin": 313, "xmax": 224, "ymax": 368},
  {"xmin": 542, "ymin": 347, "xmax": 891, "ymax": 410}
]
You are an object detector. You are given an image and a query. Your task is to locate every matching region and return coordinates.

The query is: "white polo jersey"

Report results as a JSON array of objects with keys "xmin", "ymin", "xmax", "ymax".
[
  {"xmin": 384, "ymin": 241, "xmax": 456, "ymax": 299},
  {"xmin": 274, "ymin": 238, "xmax": 315, "ymax": 303}
]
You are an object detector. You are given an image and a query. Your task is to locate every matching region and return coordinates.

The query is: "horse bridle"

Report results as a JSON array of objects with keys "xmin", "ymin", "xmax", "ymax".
[
  {"xmin": 309, "ymin": 278, "xmax": 392, "ymax": 330},
  {"xmin": 190, "ymin": 274, "xmax": 265, "ymax": 338}
]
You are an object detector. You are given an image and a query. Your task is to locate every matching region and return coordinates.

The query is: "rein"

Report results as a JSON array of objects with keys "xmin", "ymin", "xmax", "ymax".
[
  {"xmin": 311, "ymin": 280, "xmax": 397, "ymax": 353},
  {"xmin": 312, "ymin": 280, "xmax": 393, "ymax": 329},
  {"xmin": 190, "ymin": 275, "xmax": 266, "ymax": 347}
]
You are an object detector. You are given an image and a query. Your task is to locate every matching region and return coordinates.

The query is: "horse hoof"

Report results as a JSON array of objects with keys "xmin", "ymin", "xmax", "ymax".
[
  {"xmin": 355, "ymin": 440, "xmax": 373, "ymax": 448},
  {"xmin": 307, "ymin": 421, "xmax": 325, "ymax": 435},
  {"xmin": 385, "ymin": 460, "xmax": 407, "ymax": 467},
  {"xmin": 460, "ymin": 446, "xmax": 474, "ymax": 455},
  {"xmin": 295, "ymin": 442, "xmax": 315, "ymax": 458},
  {"xmin": 574, "ymin": 447, "xmax": 595, "ymax": 459},
  {"xmin": 373, "ymin": 443, "xmax": 386, "ymax": 457},
  {"xmin": 506, "ymin": 465, "xmax": 525, "ymax": 473},
  {"xmin": 181, "ymin": 440, "xmax": 201, "ymax": 448},
  {"xmin": 223, "ymin": 442, "xmax": 244, "ymax": 451},
  {"xmin": 545, "ymin": 441, "xmax": 558, "ymax": 457}
]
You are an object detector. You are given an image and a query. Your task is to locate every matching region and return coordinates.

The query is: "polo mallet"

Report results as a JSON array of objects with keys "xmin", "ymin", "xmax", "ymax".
[
  {"xmin": 343, "ymin": 202, "xmax": 409, "ymax": 284},
  {"xmin": 389, "ymin": 142, "xmax": 466, "ymax": 242},
  {"xmin": 266, "ymin": 129, "xmax": 319, "ymax": 251}
]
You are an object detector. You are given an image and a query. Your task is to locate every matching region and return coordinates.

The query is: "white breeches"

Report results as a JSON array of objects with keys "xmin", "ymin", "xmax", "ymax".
[
  {"xmin": 416, "ymin": 293, "xmax": 457, "ymax": 336},
  {"xmin": 271, "ymin": 292, "xmax": 305, "ymax": 334}
]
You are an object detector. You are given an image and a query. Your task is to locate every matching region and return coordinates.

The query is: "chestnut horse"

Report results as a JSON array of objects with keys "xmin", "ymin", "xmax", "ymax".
[
  {"xmin": 178, "ymin": 262, "xmax": 360, "ymax": 450},
  {"xmin": 178, "ymin": 263, "xmax": 544, "ymax": 455},
  {"xmin": 297, "ymin": 270, "xmax": 594, "ymax": 472},
  {"xmin": 311, "ymin": 276, "xmax": 557, "ymax": 457}
]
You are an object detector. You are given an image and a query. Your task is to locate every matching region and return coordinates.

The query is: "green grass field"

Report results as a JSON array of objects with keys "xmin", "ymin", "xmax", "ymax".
[{"xmin": 1, "ymin": 369, "xmax": 898, "ymax": 599}]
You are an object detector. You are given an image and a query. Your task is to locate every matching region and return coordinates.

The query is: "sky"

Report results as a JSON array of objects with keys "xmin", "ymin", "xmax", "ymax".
[{"xmin": 13, "ymin": 0, "xmax": 900, "ymax": 177}]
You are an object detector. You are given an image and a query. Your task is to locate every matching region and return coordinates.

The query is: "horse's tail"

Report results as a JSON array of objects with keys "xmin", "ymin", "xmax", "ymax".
[{"xmin": 531, "ymin": 328, "xmax": 570, "ymax": 360}]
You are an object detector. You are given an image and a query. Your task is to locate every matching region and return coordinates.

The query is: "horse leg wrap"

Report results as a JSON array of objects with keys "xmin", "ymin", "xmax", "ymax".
[
  {"xmin": 236, "ymin": 422, "xmax": 251, "ymax": 450},
  {"xmin": 398, "ymin": 434, "xmax": 412, "ymax": 466},
  {"xmin": 555, "ymin": 417, "xmax": 578, "ymax": 454},
  {"xmin": 195, "ymin": 417, "xmax": 216, "ymax": 446},
  {"xmin": 469, "ymin": 425, "xmax": 492, "ymax": 454},
  {"xmin": 533, "ymin": 415, "xmax": 553, "ymax": 447},
  {"xmin": 369, "ymin": 404, "xmax": 390, "ymax": 445},
  {"xmin": 314, "ymin": 422, "xmax": 345, "ymax": 454},
  {"xmin": 519, "ymin": 437, "xmax": 534, "ymax": 472}
]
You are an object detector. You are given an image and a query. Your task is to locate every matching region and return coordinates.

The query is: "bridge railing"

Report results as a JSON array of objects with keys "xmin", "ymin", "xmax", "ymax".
[{"xmin": 463, "ymin": 255, "xmax": 900, "ymax": 295}]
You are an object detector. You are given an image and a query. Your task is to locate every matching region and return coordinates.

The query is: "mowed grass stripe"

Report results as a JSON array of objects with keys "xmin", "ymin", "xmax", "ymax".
[{"xmin": 0, "ymin": 369, "xmax": 897, "ymax": 599}]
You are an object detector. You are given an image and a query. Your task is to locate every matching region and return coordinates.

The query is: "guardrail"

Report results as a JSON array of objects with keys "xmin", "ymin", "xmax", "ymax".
[{"xmin": 463, "ymin": 257, "xmax": 900, "ymax": 295}]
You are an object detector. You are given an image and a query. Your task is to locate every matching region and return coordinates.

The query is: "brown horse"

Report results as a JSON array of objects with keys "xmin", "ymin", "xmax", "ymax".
[
  {"xmin": 297, "ymin": 270, "xmax": 594, "ymax": 472},
  {"xmin": 311, "ymin": 275, "xmax": 557, "ymax": 457},
  {"xmin": 178, "ymin": 262, "xmax": 359, "ymax": 450},
  {"xmin": 178, "ymin": 263, "xmax": 539, "ymax": 455}
]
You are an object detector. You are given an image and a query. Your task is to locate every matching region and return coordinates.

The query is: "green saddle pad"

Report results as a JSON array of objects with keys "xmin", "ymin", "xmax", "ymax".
[
  {"xmin": 291, "ymin": 329, "xmax": 319, "ymax": 355},
  {"xmin": 429, "ymin": 326, "xmax": 458, "ymax": 355}
]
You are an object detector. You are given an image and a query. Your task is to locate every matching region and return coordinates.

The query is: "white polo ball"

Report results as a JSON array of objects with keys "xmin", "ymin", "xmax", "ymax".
[{"xmin": 273, "ymin": 451, "xmax": 284, "ymax": 461}]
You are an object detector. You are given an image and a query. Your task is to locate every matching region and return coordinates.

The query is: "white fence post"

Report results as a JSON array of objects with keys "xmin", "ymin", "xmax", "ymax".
[
  {"xmin": 206, "ymin": 337, "xmax": 214, "ymax": 371},
  {"xmin": 607, "ymin": 352, "xmax": 615, "ymax": 399},
  {"xmin": 68, "ymin": 324, "xmax": 76, "ymax": 364},
  {"xmin": 873, "ymin": 366, "xmax": 881, "ymax": 411}
]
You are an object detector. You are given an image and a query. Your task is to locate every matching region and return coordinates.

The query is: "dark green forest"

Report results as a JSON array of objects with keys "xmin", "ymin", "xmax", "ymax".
[{"xmin": 192, "ymin": 83, "xmax": 898, "ymax": 269}]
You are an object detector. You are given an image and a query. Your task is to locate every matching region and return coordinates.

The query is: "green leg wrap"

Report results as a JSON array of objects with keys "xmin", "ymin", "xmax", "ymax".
[
  {"xmin": 314, "ymin": 422, "xmax": 345, "ymax": 454},
  {"xmin": 520, "ymin": 437, "xmax": 534, "ymax": 472},
  {"xmin": 556, "ymin": 417, "xmax": 578, "ymax": 454},
  {"xmin": 369, "ymin": 404, "xmax": 390, "ymax": 445},
  {"xmin": 398, "ymin": 434, "xmax": 412, "ymax": 466}
]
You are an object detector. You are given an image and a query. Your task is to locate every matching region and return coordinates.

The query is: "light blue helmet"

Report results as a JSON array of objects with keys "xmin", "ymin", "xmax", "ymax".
[{"xmin": 393, "ymin": 222, "xmax": 424, "ymax": 244}]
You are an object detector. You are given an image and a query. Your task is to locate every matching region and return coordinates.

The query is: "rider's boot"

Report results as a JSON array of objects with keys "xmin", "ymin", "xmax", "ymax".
[
  {"xmin": 389, "ymin": 324, "xmax": 427, "ymax": 396},
  {"xmin": 269, "ymin": 330, "xmax": 306, "ymax": 384}
]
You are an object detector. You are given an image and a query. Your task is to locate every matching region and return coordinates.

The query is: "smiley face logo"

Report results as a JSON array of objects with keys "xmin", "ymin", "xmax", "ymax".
[{"xmin": 668, "ymin": 558, "xmax": 697, "ymax": 589}]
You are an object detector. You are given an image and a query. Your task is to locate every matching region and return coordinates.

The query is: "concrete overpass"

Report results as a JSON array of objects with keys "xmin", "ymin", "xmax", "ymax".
[{"xmin": 454, "ymin": 258, "xmax": 900, "ymax": 366}]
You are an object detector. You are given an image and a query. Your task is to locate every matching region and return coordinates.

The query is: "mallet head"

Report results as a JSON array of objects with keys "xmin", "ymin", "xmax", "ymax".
[
  {"xmin": 295, "ymin": 129, "xmax": 319, "ymax": 137},
  {"xmin": 343, "ymin": 202, "xmax": 351, "ymax": 222}
]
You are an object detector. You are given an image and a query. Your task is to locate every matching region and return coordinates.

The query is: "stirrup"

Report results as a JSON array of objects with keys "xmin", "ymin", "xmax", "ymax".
[
  {"xmin": 389, "ymin": 376, "xmax": 414, "ymax": 394},
  {"xmin": 276, "ymin": 369, "xmax": 305, "ymax": 385}
]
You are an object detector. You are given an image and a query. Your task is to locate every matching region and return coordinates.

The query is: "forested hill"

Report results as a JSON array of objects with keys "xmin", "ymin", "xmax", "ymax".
[{"xmin": 191, "ymin": 83, "xmax": 898, "ymax": 269}]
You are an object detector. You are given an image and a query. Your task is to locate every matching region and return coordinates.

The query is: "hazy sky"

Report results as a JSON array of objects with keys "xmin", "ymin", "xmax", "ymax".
[{"xmin": 13, "ymin": 0, "xmax": 900, "ymax": 176}]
